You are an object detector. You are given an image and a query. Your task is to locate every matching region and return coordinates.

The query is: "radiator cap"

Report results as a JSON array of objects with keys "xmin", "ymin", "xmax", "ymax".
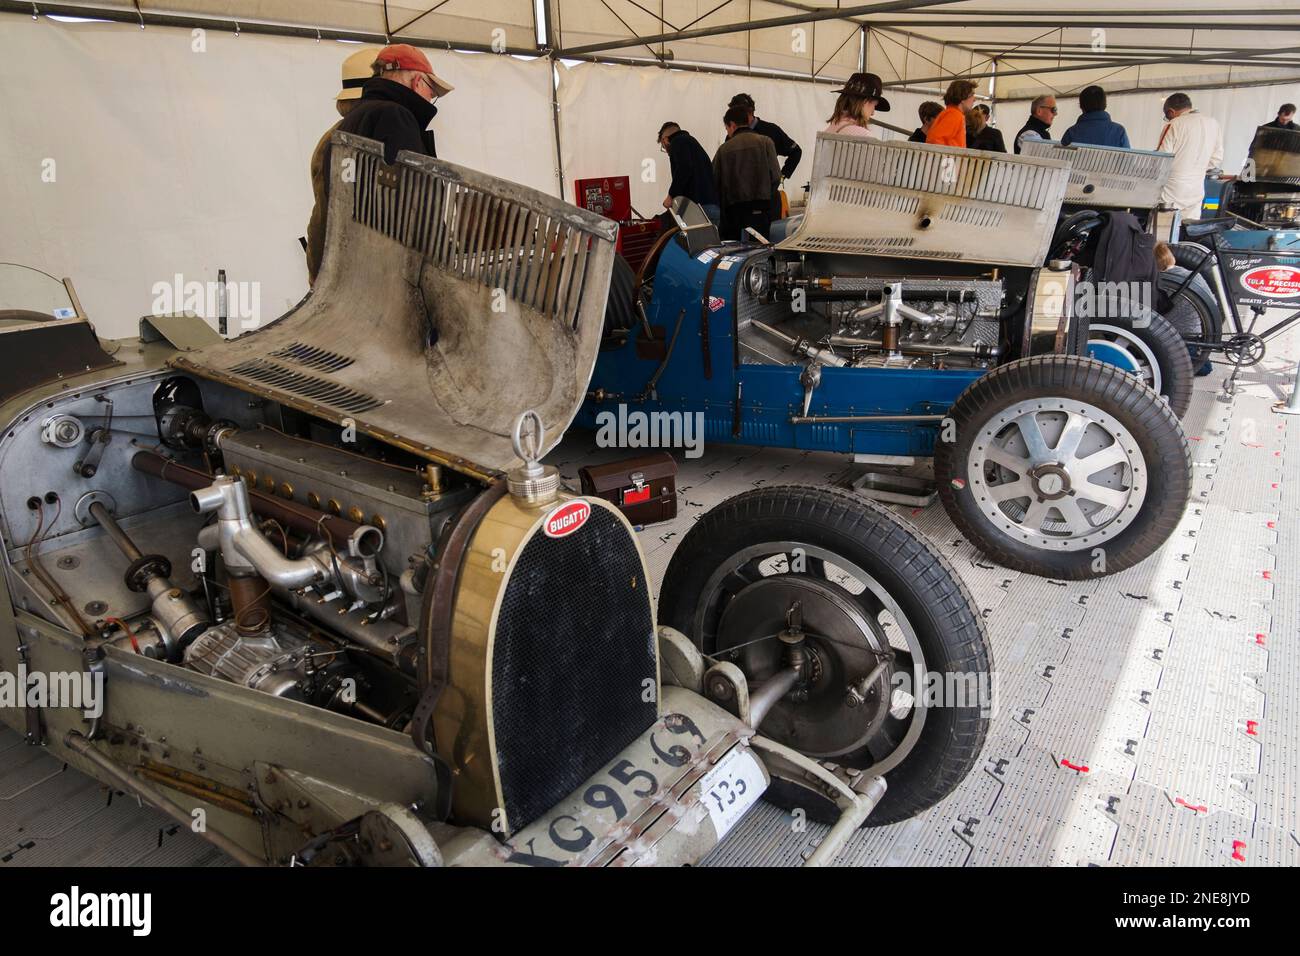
[{"xmin": 507, "ymin": 410, "xmax": 559, "ymax": 504}]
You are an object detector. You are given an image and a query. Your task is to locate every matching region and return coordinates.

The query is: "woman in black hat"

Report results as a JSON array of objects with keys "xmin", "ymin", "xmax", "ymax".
[{"xmin": 824, "ymin": 72, "xmax": 891, "ymax": 138}]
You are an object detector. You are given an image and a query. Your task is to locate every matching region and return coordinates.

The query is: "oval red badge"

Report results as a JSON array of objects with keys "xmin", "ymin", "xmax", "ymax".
[
  {"xmin": 543, "ymin": 500, "xmax": 592, "ymax": 538},
  {"xmin": 1240, "ymin": 265, "xmax": 1300, "ymax": 299}
]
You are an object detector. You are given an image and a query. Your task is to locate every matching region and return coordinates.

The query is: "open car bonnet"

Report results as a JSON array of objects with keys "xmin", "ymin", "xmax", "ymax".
[
  {"xmin": 777, "ymin": 133, "xmax": 1071, "ymax": 268},
  {"xmin": 170, "ymin": 133, "xmax": 618, "ymax": 481}
]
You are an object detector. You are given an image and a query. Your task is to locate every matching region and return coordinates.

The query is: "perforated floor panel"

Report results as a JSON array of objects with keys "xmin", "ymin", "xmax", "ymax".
[{"xmin": 2, "ymin": 323, "xmax": 1297, "ymax": 868}]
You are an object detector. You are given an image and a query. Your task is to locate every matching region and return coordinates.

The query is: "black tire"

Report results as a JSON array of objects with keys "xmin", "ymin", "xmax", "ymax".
[
  {"xmin": 1088, "ymin": 310, "xmax": 1193, "ymax": 418},
  {"xmin": 935, "ymin": 355, "xmax": 1191, "ymax": 580},
  {"xmin": 1157, "ymin": 266, "xmax": 1221, "ymax": 366},
  {"xmin": 659, "ymin": 485, "xmax": 992, "ymax": 826},
  {"xmin": 1168, "ymin": 241, "xmax": 1217, "ymax": 282}
]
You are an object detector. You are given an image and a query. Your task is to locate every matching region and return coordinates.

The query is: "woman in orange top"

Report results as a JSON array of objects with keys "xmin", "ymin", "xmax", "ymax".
[{"xmin": 926, "ymin": 79, "xmax": 978, "ymax": 148}]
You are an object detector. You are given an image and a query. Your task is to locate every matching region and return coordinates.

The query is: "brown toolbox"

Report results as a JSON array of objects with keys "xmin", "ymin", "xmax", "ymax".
[{"xmin": 578, "ymin": 452, "xmax": 678, "ymax": 526}]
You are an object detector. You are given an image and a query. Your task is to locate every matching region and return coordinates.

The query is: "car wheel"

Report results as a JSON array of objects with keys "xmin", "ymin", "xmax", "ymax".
[
  {"xmin": 659, "ymin": 485, "xmax": 992, "ymax": 826},
  {"xmin": 1087, "ymin": 311, "xmax": 1193, "ymax": 418},
  {"xmin": 935, "ymin": 355, "xmax": 1191, "ymax": 579}
]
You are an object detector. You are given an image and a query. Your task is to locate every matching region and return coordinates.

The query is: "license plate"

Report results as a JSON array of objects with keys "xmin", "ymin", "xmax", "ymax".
[{"xmin": 697, "ymin": 745, "xmax": 766, "ymax": 840}]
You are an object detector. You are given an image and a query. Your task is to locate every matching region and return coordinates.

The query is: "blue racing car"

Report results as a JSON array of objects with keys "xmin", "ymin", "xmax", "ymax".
[{"xmin": 579, "ymin": 133, "xmax": 1192, "ymax": 580}]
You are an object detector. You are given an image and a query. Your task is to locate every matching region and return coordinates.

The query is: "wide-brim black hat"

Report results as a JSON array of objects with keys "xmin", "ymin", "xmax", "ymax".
[{"xmin": 831, "ymin": 72, "xmax": 890, "ymax": 112}]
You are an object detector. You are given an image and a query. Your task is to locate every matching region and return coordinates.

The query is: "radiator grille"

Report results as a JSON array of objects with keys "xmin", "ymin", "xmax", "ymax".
[{"xmin": 492, "ymin": 505, "xmax": 656, "ymax": 832}]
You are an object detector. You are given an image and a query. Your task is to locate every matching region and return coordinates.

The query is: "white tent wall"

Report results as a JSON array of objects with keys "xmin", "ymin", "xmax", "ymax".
[
  {"xmin": 557, "ymin": 61, "xmax": 892, "ymax": 216},
  {"xmin": 0, "ymin": 16, "xmax": 556, "ymax": 339},
  {"xmin": 2, "ymin": 9, "xmax": 1297, "ymax": 344}
]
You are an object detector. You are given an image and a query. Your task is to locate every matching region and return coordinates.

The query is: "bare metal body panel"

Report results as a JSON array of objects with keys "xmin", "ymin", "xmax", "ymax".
[
  {"xmin": 777, "ymin": 133, "xmax": 1071, "ymax": 267},
  {"xmin": 171, "ymin": 134, "xmax": 618, "ymax": 480}
]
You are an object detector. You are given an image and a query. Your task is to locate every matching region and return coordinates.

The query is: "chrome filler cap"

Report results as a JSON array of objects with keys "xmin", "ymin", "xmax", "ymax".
[{"xmin": 507, "ymin": 410, "xmax": 560, "ymax": 504}]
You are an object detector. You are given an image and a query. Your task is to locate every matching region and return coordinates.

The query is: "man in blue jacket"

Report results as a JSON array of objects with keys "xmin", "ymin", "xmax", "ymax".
[{"xmin": 1061, "ymin": 86, "xmax": 1131, "ymax": 149}]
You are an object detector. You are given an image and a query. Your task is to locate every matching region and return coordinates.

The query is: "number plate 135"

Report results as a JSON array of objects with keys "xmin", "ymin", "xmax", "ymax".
[{"xmin": 696, "ymin": 746, "xmax": 766, "ymax": 840}]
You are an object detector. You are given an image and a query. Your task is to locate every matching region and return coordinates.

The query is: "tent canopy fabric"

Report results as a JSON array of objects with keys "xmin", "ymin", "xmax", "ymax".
[{"xmin": 62, "ymin": 0, "xmax": 1300, "ymax": 98}]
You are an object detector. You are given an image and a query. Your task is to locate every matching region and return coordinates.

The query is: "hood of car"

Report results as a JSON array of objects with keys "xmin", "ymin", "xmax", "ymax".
[{"xmin": 170, "ymin": 133, "xmax": 617, "ymax": 481}]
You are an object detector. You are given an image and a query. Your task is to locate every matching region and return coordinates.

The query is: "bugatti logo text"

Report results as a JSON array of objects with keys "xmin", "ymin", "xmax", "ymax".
[
  {"xmin": 0, "ymin": 666, "xmax": 103, "ymax": 719},
  {"xmin": 594, "ymin": 404, "xmax": 705, "ymax": 459},
  {"xmin": 544, "ymin": 501, "xmax": 591, "ymax": 538},
  {"xmin": 49, "ymin": 886, "xmax": 152, "ymax": 936}
]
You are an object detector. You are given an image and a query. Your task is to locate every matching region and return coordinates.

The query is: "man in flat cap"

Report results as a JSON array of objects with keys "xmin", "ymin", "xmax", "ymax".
[{"xmin": 337, "ymin": 43, "xmax": 453, "ymax": 163}]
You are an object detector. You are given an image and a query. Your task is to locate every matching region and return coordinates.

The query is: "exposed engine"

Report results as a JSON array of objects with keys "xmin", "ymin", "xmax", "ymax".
[
  {"xmin": 3, "ymin": 371, "xmax": 477, "ymax": 731},
  {"xmin": 737, "ymin": 260, "xmax": 1012, "ymax": 373}
]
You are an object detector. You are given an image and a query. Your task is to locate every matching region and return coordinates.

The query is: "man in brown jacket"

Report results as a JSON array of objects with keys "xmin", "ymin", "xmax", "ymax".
[
  {"xmin": 306, "ymin": 47, "xmax": 378, "ymax": 285},
  {"xmin": 712, "ymin": 106, "xmax": 782, "ymax": 241}
]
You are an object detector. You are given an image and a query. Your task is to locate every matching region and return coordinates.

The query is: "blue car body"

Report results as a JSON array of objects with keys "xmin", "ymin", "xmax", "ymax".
[{"xmin": 577, "ymin": 239, "xmax": 988, "ymax": 459}]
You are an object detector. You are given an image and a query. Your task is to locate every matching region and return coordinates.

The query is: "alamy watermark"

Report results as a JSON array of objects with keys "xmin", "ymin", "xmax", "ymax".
[
  {"xmin": 0, "ymin": 666, "xmax": 103, "ymax": 719},
  {"xmin": 151, "ymin": 272, "xmax": 261, "ymax": 329},
  {"xmin": 594, "ymin": 403, "xmax": 705, "ymax": 459}
]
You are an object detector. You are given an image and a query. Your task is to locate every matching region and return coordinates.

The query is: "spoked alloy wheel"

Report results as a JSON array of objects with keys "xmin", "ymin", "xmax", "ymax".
[
  {"xmin": 660, "ymin": 486, "xmax": 991, "ymax": 825},
  {"xmin": 967, "ymin": 398, "xmax": 1146, "ymax": 553},
  {"xmin": 936, "ymin": 355, "xmax": 1191, "ymax": 579}
]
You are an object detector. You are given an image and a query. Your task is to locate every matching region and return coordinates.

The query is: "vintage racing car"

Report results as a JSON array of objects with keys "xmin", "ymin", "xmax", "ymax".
[
  {"xmin": 581, "ymin": 133, "xmax": 1193, "ymax": 580},
  {"xmin": 0, "ymin": 135, "xmax": 993, "ymax": 866}
]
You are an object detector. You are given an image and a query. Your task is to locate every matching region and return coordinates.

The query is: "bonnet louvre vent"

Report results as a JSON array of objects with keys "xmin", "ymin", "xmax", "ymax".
[
  {"xmin": 268, "ymin": 342, "xmax": 355, "ymax": 373},
  {"xmin": 227, "ymin": 359, "xmax": 384, "ymax": 414},
  {"xmin": 351, "ymin": 150, "xmax": 595, "ymax": 331}
]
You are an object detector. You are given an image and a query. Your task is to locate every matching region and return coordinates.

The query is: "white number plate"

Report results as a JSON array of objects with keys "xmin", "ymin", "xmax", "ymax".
[{"xmin": 697, "ymin": 745, "xmax": 766, "ymax": 840}]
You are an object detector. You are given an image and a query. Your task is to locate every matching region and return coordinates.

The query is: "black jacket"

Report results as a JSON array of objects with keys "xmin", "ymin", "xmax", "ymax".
[
  {"xmin": 337, "ymin": 77, "xmax": 439, "ymax": 163},
  {"xmin": 752, "ymin": 117, "xmax": 802, "ymax": 179},
  {"xmin": 1265, "ymin": 118, "xmax": 1300, "ymax": 130},
  {"xmin": 666, "ymin": 129, "xmax": 719, "ymax": 206},
  {"xmin": 1093, "ymin": 211, "xmax": 1158, "ymax": 321},
  {"xmin": 969, "ymin": 125, "xmax": 1006, "ymax": 153},
  {"xmin": 908, "ymin": 127, "xmax": 928, "ymax": 143},
  {"xmin": 1013, "ymin": 115, "xmax": 1053, "ymax": 154}
]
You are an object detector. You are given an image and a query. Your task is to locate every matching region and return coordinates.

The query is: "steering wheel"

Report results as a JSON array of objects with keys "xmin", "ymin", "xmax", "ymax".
[
  {"xmin": 1048, "ymin": 209, "xmax": 1105, "ymax": 263},
  {"xmin": 633, "ymin": 223, "xmax": 681, "ymax": 304},
  {"xmin": 0, "ymin": 309, "xmax": 59, "ymax": 324}
]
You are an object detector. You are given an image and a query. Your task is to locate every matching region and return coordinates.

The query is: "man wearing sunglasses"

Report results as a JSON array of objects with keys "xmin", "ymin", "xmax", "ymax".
[
  {"xmin": 336, "ymin": 43, "xmax": 454, "ymax": 165},
  {"xmin": 1013, "ymin": 95, "xmax": 1057, "ymax": 154}
]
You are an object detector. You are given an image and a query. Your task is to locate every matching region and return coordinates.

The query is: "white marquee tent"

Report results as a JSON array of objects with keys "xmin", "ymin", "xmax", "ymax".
[{"xmin": 3, "ymin": 0, "xmax": 1299, "ymax": 335}]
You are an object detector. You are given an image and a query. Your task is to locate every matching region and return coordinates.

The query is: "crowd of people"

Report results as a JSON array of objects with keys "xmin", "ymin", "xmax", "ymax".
[{"xmin": 303, "ymin": 44, "xmax": 1291, "ymax": 276}]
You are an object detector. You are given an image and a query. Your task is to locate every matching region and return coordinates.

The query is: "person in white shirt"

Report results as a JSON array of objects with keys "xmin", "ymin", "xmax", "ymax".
[
  {"xmin": 1156, "ymin": 92, "xmax": 1224, "ymax": 221},
  {"xmin": 823, "ymin": 72, "xmax": 890, "ymax": 138}
]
